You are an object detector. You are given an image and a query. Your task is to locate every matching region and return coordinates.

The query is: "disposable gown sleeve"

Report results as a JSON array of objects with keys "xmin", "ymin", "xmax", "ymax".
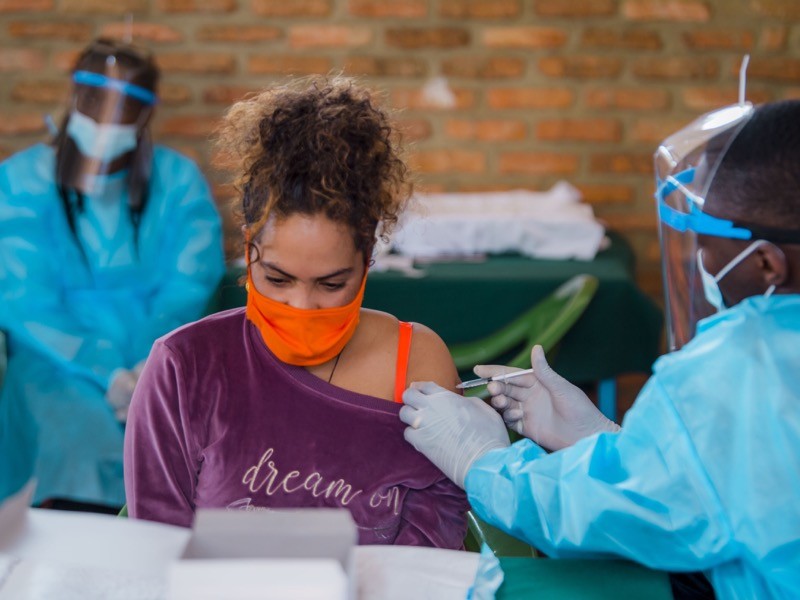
[
  {"xmin": 131, "ymin": 164, "xmax": 224, "ymax": 362},
  {"xmin": 393, "ymin": 476, "xmax": 469, "ymax": 549},
  {"xmin": 465, "ymin": 377, "xmax": 737, "ymax": 572},
  {"xmin": 0, "ymin": 181, "xmax": 126, "ymax": 389},
  {"xmin": 124, "ymin": 339, "xmax": 198, "ymax": 528}
]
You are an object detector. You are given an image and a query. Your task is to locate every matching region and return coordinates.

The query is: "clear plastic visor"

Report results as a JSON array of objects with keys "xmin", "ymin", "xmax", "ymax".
[{"xmin": 654, "ymin": 103, "xmax": 754, "ymax": 350}]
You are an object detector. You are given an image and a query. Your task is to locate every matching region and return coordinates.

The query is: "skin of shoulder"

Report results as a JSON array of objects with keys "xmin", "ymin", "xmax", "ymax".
[{"xmin": 360, "ymin": 309, "xmax": 459, "ymax": 397}]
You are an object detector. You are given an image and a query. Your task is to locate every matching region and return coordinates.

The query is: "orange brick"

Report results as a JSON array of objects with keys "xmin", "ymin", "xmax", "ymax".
[
  {"xmin": 633, "ymin": 57, "xmax": 718, "ymax": 80},
  {"xmin": 0, "ymin": 0, "xmax": 52, "ymax": 10},
  {"xmin": 197, "ymin": 25, "xmax": 282, "ymax": 43},
  {"xmin": 442, "ymin": 57, "xmax": 524, "ymax": 79},
  {"xmin": 631, "ymin": 117, "xmax": 694, "ymax": 143},
  {"xmin": 585, "ymin": 88, "xmax": 671, "ymax": 110},
  {"xmin": 483, "ymin": 27, "xmax": 567, "ymax": 49},
  {"xmin": 290, "ymin": 25, "xmax": 372, "ymax": 48},
  {"xmin": 0, "ymin": 48, "xmax": 46, "ymax": 72},
  {"xmin": 760, "ymin": 25, "xmax": 788, "ymax": 52},
  {"xmin": 252, "ymin": 0, "xmax": 331, "ymax": 16},
  {"xmin": 157, "ymin": 115, "xmax": 220, "ymax": 138},
  {"xmin": 745, "ymin": 58, "xmax": 800, "ymax": 82},
  {"xmin": 53, "ymin": 49, "xmax": 81, "ymax": 72},
  {"xmin": 100, "ymin": 22, "xmax": 184, "ymax": 43},
  {"xmin": 576, "ymin": 184, "xmax": 635, "ymax": 205},
  {"xmin": 409, "ymin": 149, "xmax": 486, "ymax": 174},
  {"xmin": 0, "ymin": 113, "xmax": 47, "ymax": 135},
  {"xmin": 160, "ymin": 84, "xmax": 193, "ymax": 105},
  {"xmin": 781, "ymin": 88, "xmax": 800, "ymax": 100},
  {"xmin": 395, "ymin": 118, "xmax": 433, "ymax": 142},
  {"xmin": 499, "ymin": 152, "xmax": 578, "ymax": 175},
  {"xmin": 62, "ymin": 0, "xmax": 146, "ymax": 13},
  {"xmin": 11, "ymin": 80, "xmax": 69, "ymax": 103},
  {"xmin": 487, "ymin": 87, "xmax": 574, "ymax": 109},
  {"xmin": 440, "ymin": 0, "xmax": 520, "ymax": 18},
  {"xmin": 391, "ymin": 88, "xmax": 476, "ymax": 110},
  {"xmin": 344, "ymin": 56, "xmax": 428, "ymax": 77},
  {"xmin": 537, "ymin": 118, "xmax": 622, "ymax": 143},
  {"xmin": 456, "ymin": 183, "xmax": 519, "ymax": 192},
  {"xmin": 750, "ymin": 0, "xmax": 800, "ymax": 18},
  {"xmin": 601, "ymin": 212, "xmax": 658, "ymax": 232},
  {"xmin": 581, "ymin": 28, "xmax": 662, "ymax": 50},
  {"xmin": 156, "ymin": 0, "xmax": 235, "ymax": 11},
  {"xmin": 533, "ymin": 0, "xmax": 615, "ymax": 17},
  {"xmin": 539, "ymin": 56, "xmax": 623, "ymax": 79},
  {"xmin": 590, "ymin": 153, "xmax": 653, "ymax": 174},
  {"xmin": 248, "ymin": 55, "xmax": 332, "ymax": 75},
  {"xmin": 682, "ymin": 87, "xmax": 771, "ymax": 110},
  {"xmin": 8, "ymin": 21, "xmax": 91, "ymax": 40},
  {"xmin": 203, "ymin": 85, "xmax": 259, "ymax": 105},
  {"xmin": 682, "ymin": 30, "xmax": 754, "ymax": 50},
  {"xmin": 349, "ymin": 0, "xmax": 427, "ymax": 17},
  {"xmin": 157, "ymin": 52, "xmax": 236, "ymax": 74},
  {"xmin": 386, "ymin": 27, "xmax": 469, "ymax": 48},
  {"xmin": 623, "ymin": 0, "xmax": 711, "ymax": 21},
  {"xmin": 445, "ymin": 119, "xmax": 527, "ymax": 141}
]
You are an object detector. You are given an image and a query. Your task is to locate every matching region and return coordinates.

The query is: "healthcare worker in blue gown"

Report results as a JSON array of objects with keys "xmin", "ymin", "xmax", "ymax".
[
  {"xmin": 400, "ymin": 99, "xmax": 800, "ymax": 600},
  {"xmin": 0, "ymin": 38, "xmax": 224, "ymax": 510}
]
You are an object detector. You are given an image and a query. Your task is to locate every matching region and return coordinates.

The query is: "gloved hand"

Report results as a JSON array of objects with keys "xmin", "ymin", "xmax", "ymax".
[
  {"xmin": 399, "ymin": 381, "xmax": 510, "ymax": 489},
  {"xmin": 106, "ymin": 369, "xmax": 137, "ymax": 423},
  {"xmin": 475, "ymin": 345, "xmax": 620, "ymax": 452}
]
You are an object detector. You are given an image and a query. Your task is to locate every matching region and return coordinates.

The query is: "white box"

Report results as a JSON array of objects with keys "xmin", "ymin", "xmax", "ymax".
[{"xmin": 168, "ymin": 508, "xmax": 356, "ymax": 600}]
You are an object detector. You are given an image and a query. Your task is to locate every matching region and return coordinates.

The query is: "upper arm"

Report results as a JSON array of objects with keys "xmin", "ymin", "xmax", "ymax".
[{"xmin": 406, "ymin": 323, "xmax": 460, "ymax": 393}]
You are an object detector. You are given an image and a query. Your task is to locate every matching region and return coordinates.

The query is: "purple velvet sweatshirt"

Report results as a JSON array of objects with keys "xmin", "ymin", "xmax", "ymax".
[{"xmin": 123, "ymin": 308, "xmax": 468, "ymax": 548}]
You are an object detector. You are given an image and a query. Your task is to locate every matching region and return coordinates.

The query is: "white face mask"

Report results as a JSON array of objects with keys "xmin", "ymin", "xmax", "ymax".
[
  {"xmin": 697, "ymin": 240, "xmax": 776, "ymax": 312},
  {"xmin": 66, "ymin": 110, "xmax": 138, "ymax": 163}
]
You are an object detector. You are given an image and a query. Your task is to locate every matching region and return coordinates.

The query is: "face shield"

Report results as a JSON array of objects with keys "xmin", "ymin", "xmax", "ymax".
[{"xmin": 59, "ymin": 40, "xmax": 158, "ymax": 195}]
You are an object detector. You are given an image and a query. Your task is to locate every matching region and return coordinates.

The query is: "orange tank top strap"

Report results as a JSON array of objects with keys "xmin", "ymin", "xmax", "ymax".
[{"xmin": 394, "ymin": 321, "xmax": 414, "ymax": 404}]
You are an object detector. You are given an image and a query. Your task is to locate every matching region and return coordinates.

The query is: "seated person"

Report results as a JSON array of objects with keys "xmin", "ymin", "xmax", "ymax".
[
  {"xmin": 124, "ymin": 77, "xmax": 468, "ymax": 548},
  {"xmin": 0, "ymin": 38, "xmax": 223, "ymax": 511}
]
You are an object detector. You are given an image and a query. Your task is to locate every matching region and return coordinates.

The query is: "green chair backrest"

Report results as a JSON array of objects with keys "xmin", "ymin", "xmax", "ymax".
[{"xmin": 449, "ymin": 274, "xmax": 598, "ymax": 373}]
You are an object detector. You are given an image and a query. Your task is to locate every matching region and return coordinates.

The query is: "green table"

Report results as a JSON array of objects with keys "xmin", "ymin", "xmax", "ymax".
[
  {"xmin": 496, "ymin": 557, "xmax": 673, "ymax": 599},
  {"xmin": 211, "ymin": 232, "xmax": 663, "ymax": 419}
]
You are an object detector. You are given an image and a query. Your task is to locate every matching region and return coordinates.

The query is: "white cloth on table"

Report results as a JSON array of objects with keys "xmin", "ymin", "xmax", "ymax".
[{"xmin": 391, "ymin": 182, "xmax": 605, "ymax": 261}]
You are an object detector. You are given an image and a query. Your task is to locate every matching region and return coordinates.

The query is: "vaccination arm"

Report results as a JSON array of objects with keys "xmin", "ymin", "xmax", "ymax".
[
  {"xmin": 124, "ymin": 338, "xmax": 198, "ymax": 528},
  {"xmin": 0, "ymin": 187, "xmax": 126, "ymax": 390},
  {"xmin": 131, "ymin": 163, "xmax": 224, "ymax": 364},
  {"xmin": 466, "ymin": 377, "xmax": 737, "ymax": 572}
]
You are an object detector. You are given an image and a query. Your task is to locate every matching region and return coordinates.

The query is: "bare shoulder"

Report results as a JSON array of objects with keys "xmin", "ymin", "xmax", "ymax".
[{"xmin": 406, "ymin": 322, "xmax": 460, "ymax": 393}]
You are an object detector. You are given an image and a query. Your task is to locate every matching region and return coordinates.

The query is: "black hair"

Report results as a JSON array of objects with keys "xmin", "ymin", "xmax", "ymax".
[
  {"xmin": 53, "ymin": 38, "xmax": 159, "ymax": 258},
  {"xmin": 707, "ymin": 100, "xmax": 800, "ymax": 231}
]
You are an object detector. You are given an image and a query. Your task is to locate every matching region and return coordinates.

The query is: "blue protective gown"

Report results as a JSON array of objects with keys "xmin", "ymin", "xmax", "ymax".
[
  {"xmin": 466, "ymin": 294, "xmax": 800, "ymax": 599},
  {"xmin": 0, "ymin": 143, "xmax": 224, "ymax": 506}
]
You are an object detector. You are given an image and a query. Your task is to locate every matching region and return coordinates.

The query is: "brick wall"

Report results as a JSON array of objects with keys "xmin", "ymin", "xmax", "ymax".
[{"xmin": 2, "ymin": 0, "xmax": 799, "ymax": 298}]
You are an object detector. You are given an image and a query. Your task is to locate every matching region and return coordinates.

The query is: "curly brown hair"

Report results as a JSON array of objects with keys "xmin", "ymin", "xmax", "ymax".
[{"xmin": 216, "ymin": 76, "xmax": 412, "ymax": 257}]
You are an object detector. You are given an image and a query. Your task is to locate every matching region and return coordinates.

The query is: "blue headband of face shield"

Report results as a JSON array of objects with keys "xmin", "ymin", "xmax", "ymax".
[
  {"xmin": 656, "ymin": 167, "xmax": 800, "ymax": 244},
  {"xmin": 73, "ymin": 70, "xmax": 158, "ymax": 106}
]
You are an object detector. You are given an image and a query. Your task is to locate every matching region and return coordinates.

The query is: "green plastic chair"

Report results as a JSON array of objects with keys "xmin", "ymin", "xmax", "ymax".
[
  {"xmin": 450, "ymin": 274, "xmax": 598, "ymax": 377},
  {"xmin": 451, "ymin": 275, "xmax": 598, "ymax": 557}
]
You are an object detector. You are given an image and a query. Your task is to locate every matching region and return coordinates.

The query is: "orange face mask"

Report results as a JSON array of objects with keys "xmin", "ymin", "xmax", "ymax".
[{"xmin": 245, "ymin": 268, "xmax": 366, "ymax": 366}]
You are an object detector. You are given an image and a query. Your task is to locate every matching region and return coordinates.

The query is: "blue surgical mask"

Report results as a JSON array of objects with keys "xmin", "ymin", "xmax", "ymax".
[
  {"xmin": 66, "ymin": 110, "xmax": 138, "ymax": 163},
  {"xmin": 697, "ymin": 240, "xmax": 776, "ymax": 312}
]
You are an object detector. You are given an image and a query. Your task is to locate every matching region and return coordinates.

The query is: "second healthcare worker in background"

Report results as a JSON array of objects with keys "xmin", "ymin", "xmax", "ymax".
[
  {"xmin": 0, "ymin": 38, "xmax": 224, "ymax": 510},
  {"xmin": 400, "ymin": 100, "xmax": 800, "ymax": 599}
]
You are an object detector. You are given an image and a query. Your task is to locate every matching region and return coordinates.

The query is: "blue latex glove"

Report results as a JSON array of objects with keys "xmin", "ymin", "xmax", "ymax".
[{"xmin": 400, "ymin": 382, "xmax": 510, "ymax": 489}]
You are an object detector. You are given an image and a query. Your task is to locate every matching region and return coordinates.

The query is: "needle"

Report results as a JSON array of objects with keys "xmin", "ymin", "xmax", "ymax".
[{"xmin": 456, "ymin": 368, "xmax": 535, "ymax": 390}]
